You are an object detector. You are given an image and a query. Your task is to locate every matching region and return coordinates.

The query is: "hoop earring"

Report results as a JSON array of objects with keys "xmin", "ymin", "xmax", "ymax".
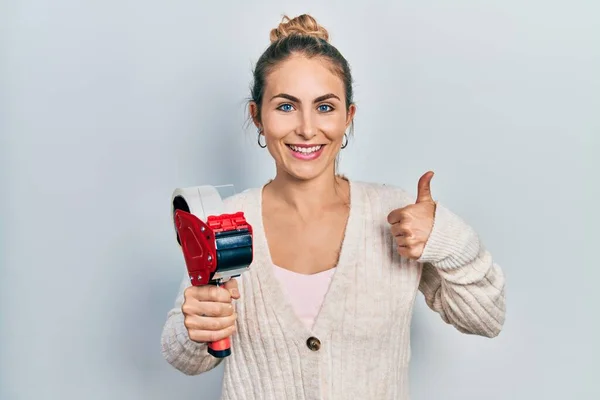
[
  {"xmin": 341, "ymin": 133, "xmax": 348, "ymax": 149},
  {"xmin": 257, "ymin": 129, "xmax": 267, "ymax": 148}
]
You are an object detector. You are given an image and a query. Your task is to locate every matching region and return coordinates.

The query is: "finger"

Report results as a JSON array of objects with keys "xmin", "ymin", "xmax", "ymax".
[
  {"xmin": 185, "ymin": 312, "xmax": 238, "ymax": 332},
  {"xmin": 390, "ymin": 223, "xmax": 411, "ymax": 238},
  {"xmin": 223, "ymin": 278, "xmax": 240, "ymax": 299},
  {"xmin": 387, "ymin": 209, "xmax": 399, "ymax": 225},
  {"xmin": 396, "ymin": 245, "xmax": 412, "ymax": 259},
  {"xmin": 396, "ymin": 231, "xmax": 420, "ymax": 246},
  {"xmin": 398, "ymin": 243, "xmax": 424, "ymax": 260},
  {"xmin": 395, "ymin": 236, "xmax": 412, "ymax": 248},
  {"xmin": 185, "ymin": 285, "xmax": 232, "ymax": 303},
  {"xmin": 387, "ymin": 208, "xmax": 407, "ymax": 225},
  {"xmin": 416, "ymin": 171, "xmax": 435, "ymax": 204},
  {"xmin": 183, "ymin": 300, "xmax": 234, "ymax": 318},
  {"xmin": 188, "ymin": 324, "xmax": 237, "ymax": 344}
]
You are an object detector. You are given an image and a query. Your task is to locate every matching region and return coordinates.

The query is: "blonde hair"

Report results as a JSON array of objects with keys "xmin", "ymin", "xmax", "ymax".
[{"xmin": 269, "ymin": 14, "xmax": 330, "ymax": 44}]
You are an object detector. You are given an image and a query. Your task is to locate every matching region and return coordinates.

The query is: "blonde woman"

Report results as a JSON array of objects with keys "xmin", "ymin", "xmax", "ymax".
[{"xmin": 161, "ymin": 14, "xmax": 506, "ymax": 400}]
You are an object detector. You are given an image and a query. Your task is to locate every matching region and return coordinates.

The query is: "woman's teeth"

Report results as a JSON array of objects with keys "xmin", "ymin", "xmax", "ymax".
[{"xmin": 288, "ymin": 145, "xmax": 323, "ymax": 154}]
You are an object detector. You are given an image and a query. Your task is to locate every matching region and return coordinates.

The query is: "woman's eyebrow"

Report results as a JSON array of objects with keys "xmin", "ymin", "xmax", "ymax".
[{"xmin": 270, "ymin": 93, "xmax": 341, "ymax": 103}]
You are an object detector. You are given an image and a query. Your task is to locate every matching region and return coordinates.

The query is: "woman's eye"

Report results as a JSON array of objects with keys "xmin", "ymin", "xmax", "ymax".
[
  {"xmin": 278, "ymin": 104, "xmax": 294, "ymax": 112},
  {"xmin": 318, "ymin": 104, "xmax": 333, "ymax": 112}
]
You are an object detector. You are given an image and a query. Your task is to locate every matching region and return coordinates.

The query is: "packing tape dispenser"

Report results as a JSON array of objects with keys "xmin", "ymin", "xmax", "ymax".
[{"xmin": 171, "ymin": 185, "xmax": 253, "ymax": 358}]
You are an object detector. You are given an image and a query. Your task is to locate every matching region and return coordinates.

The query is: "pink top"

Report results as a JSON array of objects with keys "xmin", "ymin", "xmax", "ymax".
[{"xmin": 272, "ymin": 265, "xmax": 336, "ymax": 329}]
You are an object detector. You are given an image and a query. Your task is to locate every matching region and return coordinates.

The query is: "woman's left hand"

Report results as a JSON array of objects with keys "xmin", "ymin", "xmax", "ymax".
[{"xmin": 387, "ymin": 171, "xmax": 437, "ymax": 260}]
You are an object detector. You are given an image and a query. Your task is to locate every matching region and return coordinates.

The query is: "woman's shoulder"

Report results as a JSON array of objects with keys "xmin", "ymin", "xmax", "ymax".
[{"xmin": 221, "ymin": 186, "xmax": 262, "ymax": 215}]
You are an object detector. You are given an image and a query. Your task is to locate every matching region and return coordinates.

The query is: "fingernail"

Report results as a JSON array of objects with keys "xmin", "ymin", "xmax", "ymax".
[{"xmin": 230, "ymin": 289, "xmax": 238, "ymax": 296}]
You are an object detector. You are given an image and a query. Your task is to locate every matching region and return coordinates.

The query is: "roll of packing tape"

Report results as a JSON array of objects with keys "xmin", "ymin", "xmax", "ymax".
[{"xmin": 171, "ymin": 185, "xmax": 224, "ymax": 243}]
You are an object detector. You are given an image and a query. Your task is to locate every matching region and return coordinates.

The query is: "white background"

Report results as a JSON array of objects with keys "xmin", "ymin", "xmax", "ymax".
[{"xmin": 1, "ymin": 0, "xmax": 597, "ymax": 399}]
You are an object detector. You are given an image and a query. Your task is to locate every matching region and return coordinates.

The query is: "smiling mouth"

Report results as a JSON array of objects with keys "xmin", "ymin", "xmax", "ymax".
[{"xmin": 286, "ymin": 144, "xmax": 325, "ymax": 154}]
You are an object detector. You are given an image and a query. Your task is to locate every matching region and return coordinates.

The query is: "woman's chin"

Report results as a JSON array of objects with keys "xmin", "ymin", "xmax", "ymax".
[{"xmin": 281, "ymin": 160, "xmax": 334, "ymax": 181}]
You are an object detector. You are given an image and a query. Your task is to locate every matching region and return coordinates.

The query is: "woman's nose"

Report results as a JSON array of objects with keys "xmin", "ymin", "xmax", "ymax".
[{"xmin": 296, "ymin": 111, "xmax": 316, "ymax": 139}]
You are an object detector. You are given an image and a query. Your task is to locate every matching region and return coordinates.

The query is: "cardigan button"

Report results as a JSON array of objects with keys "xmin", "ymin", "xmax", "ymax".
[{"xmin": 306, "ymin": 336, "xmax": 321, "ymax": 351}]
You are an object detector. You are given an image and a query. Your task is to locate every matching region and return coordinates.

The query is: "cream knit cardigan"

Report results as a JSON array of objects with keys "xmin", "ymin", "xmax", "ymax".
[{"xmin": 161, "ymin": 180, "xmax": 506, "ymax": 400}]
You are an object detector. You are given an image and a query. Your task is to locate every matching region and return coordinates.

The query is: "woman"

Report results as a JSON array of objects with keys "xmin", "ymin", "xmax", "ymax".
[{"xmin": 161, "ymin": 14, "xmax": 506, "ymax": 400}]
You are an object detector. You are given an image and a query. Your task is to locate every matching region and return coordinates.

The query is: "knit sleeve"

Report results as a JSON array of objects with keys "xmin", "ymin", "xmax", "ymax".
[
  {"xmin": 160, "ymin": 274, "xmax": 223, "ymax": 374},
  {"xmin": 416, "ymin": 203, "xmax": 506, "ymax": 338}
]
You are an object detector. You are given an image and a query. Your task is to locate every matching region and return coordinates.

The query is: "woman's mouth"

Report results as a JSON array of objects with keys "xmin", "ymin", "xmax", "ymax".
[{"xmin": 286, "ymin": 144, "xmax": 326, "ymax": 160}]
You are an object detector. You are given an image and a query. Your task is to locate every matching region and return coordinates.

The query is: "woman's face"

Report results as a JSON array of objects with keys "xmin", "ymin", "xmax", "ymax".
[{"xmin": 251, "ymin": 54, "xmax": 355, "ymax": 182}]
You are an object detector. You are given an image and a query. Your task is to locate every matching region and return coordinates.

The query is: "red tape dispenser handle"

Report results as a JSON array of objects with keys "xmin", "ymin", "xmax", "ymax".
[{"xmin": 172, "ymin": 187, "xmax": 253, "ymax": 358}]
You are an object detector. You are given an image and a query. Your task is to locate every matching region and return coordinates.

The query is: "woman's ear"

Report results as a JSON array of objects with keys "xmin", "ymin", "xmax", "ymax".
[
  {"xmin": 249, "ymin": 101, "xmax": 261, "ymax": 129},
  {"xmin": 346, "ymin": 104, "xmax": 356, "ymax": 128}
]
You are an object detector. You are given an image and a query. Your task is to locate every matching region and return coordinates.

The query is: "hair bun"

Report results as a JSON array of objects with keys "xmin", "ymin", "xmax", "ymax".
[{"xmin": 269, "ymin": 14, "xmax": 330, "ymax": 43}]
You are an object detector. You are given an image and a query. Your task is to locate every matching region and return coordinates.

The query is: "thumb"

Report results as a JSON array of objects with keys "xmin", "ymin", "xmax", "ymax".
[
  {"xmin": 416, "ymin": 171, "xmax": 435, "ymax": 203},
  {"xmin": 223, "ymin": 278, "xmax": 240, "ymax": 300}
]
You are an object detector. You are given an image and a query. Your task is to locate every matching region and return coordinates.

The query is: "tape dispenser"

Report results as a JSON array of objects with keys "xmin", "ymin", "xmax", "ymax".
[{"xmin": 171, "ymin": 185, "xmax": 253, "ymax": 358}]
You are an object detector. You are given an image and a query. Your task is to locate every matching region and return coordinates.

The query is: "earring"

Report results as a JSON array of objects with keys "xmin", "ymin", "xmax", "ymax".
[
  {"xmin": 341, "ymin": 133, "xmax": 348, "ymax": 149},
  {"xmin": 257, "ymin": 129, "xmax": 267, "ymax": 148}
]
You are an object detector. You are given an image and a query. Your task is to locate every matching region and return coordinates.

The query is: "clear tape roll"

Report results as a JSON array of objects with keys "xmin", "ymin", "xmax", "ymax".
[{"xmin": 170, "ymin": 184, "xmax": 236, "ymax": 242}]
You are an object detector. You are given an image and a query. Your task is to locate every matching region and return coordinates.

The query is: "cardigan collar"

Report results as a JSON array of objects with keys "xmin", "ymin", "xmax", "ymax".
[{"xmin": 243, "ymin": 179, "xmax": 365, "ymax": 341}]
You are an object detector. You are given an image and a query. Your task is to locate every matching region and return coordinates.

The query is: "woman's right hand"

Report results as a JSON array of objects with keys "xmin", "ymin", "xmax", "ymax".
[{"xmin": 182, "ymin": 278, "xmax": 240, "ymax": 343}]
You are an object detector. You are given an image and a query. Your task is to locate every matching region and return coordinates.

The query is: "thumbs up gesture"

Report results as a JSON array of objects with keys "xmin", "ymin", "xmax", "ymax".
[{"xmin": 387, "ymin": 171, "xmax": 437, "ymax": 260}]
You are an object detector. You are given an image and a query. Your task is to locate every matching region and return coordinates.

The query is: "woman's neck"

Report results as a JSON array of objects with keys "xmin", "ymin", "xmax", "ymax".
[{"xmin": 264, "ymin": 171, "xmax": 350, "ymax": 218}]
